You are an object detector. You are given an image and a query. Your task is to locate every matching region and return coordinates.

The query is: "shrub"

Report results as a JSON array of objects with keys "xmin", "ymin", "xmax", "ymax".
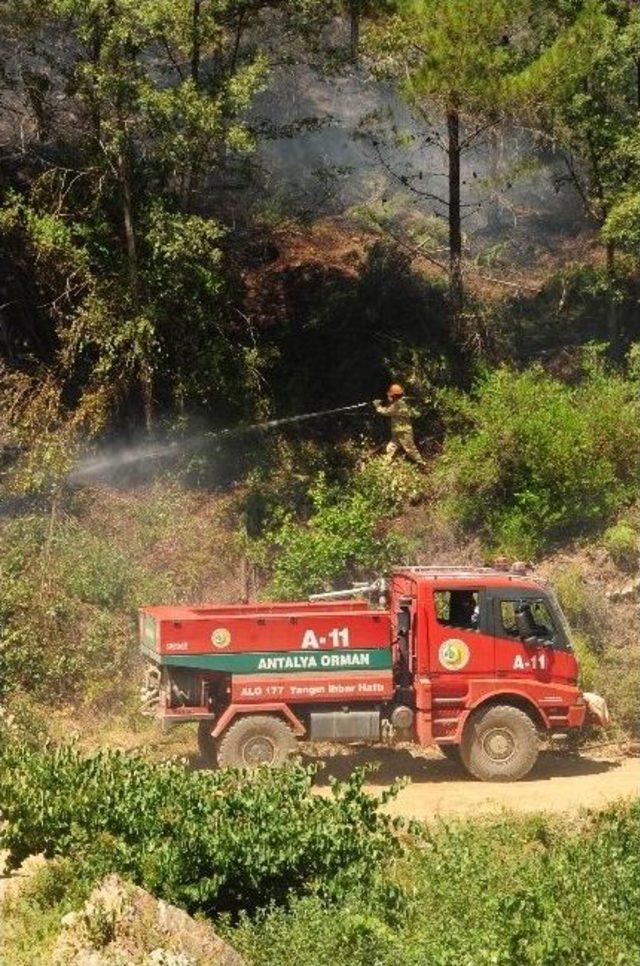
[
  {"xmin": 552, "ymin": 565, "xmax": 609, "ymax": 655},
  {"xmin": 257, "ymin": 460, "xmax": 419, "ymax": 599},
  {"xmin": 602, "ymin": 521, "xmax": 638, "ymax": 571},
  {"xmin": 571, "ymin": 631, "xmax": 598, "ymax": 691},
  {"xmin": 0, "ymin": 515, "xmax": 152, "ymax": 704},
  {"xmin": 551, "ymin": 565, "xmax": 640, "ymax": 735},
  {"xmin": 0, "ymin": 484, "xmax": 241, "ymax": 709},
  {"xmin": 434, "ymin": 355, "xmax": 640, "ymax": 556},
  {"xmin": 237, "ymin": 437, "xmax": 357, "ymax": 542},
  {"xmin": 0, "ymin": 742, "xmax": 402, "ymax": 918},
  {"xmin": 603, "ymin": 191, "xmax": 640, "ymax": 257},
  {"xmin": 0, "ymin": 857, "xmax": 88, "ymax": 966},
  {"xmin": 229, "ymin": 804, "xmax": 640, "ymax": 965},
  {"xmin": 595, "ymin": 648, "xmax": 640, "ymax": 737}
]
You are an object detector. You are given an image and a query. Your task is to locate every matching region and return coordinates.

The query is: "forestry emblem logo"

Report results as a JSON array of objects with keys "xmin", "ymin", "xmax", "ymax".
[
  {"xmin": 211, "ymin": 627, "xmax": 231, "ymax": 649},
  {"xmin": 439, "ymin": 638, "xmax": 470, "ymax": 671}
]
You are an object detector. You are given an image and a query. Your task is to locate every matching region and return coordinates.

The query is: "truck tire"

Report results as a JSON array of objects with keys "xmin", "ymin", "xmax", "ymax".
[
  {"xmin": 197, "ymin": 720, "xmax": 217, "ymax": 766},
  {"xmin": 461, "ymin": 704, "xmax": 539, "ymax": 782},
  {"xmin": 217, "ymin": 715, "xmax": 297, "ymax": 769}
]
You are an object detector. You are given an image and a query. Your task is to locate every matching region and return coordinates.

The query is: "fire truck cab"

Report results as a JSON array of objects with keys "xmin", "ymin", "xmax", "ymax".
[{"xmin": 140, "ymin": 566, "xmax": 608, "ymax": 782}]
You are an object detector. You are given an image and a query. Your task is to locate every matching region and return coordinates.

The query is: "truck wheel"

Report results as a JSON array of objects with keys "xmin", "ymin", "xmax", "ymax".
[
  {"xmin": 197, "ymin": 720, "xmax": 217, "ymax": 767},
  {"xmin": 439, "ymin": 744, "xmax": 462, "ymax": 766},
  {"xmin": 217, "ymin": 715, "xmax": 297, "ymax": 769},
  {"xmin": 461, "ymin": 705, "xmax": 539, "ymax": 782}
]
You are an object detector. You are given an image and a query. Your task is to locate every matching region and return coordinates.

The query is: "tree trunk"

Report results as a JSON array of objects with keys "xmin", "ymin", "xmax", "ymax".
[
  {"xmin": 447, "ymin": 107, "xmax": 463, "ymax": 318},
  {"xmin": 191, "ymin": 0, "xmax": 201, "ymax": 86},
  {"xmin": 118, "ymin": 148, "xmax": 152, "ymax": 426},
  {"xmin": 118, "ymin": 147, "xmax": 139, "ymax": 303},
  {"xmin": 229, "ymin": 10, "xmax": 245, "ymax": 75},
  {"xmin": 140, "ymin": 366, "xmax": 154, "ymax": 433},
  {"xmin": 349, "ymin": 1, "xmax": 360, "ymax": 65},
  {"xmin": 106, "ymin": 0, "xmax": 138, "ymax": 303},
  {"xmin": 487, "ymin": 126, "xmax": 503, "ymax": 234},
  {"xmin": 606, "ymin": 239, "xmax": 618, "ymax": 350},
  {"xmin": 89, "ymin": 15, "xmax": 103, "ymax": 143}
]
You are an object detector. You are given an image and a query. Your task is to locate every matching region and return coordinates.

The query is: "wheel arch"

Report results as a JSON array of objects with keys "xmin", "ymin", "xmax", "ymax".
[
  {"xmin": 212, "ymin": 702, "xmax": 306, "ymax": 739},
  {"xmin": 465, "ymin": 692, "xmax": 547, "ymax": 733}
]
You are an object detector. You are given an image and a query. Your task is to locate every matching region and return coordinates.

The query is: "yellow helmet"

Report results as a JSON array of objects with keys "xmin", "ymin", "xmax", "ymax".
[{"xmin": 387, "ymin": 383, "xmax": 404, "ymax": 398}]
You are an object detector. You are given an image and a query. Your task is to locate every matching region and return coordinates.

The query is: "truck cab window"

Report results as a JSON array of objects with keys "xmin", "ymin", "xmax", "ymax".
[
  {"xmin": 500, "ymin": 601, "xmax": 519, "ymax": 637},
  {"xmin": 435, "ymin": 590, "xmax": 480, "ymax": 631}
]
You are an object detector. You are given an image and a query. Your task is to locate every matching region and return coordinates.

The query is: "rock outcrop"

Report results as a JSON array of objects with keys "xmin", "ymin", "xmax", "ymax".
[{"xmin": 50, "ymin": 874, "xmax": 244, "ymax": 966}]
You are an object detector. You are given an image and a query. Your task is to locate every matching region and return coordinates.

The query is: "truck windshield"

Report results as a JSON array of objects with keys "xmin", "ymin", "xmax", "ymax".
[
  {"xmin": 527, "ymin": 600, "xmax": 556, "ymax": 642},
  {"xmin": 499, "ymin": 594, "xmax": 571, "ymax": 650}
]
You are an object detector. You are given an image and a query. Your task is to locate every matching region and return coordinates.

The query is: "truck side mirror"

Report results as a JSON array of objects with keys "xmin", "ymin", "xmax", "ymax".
[{"xmin": 397, "ymin": 608, "xmax": 411, "ymax": 636}]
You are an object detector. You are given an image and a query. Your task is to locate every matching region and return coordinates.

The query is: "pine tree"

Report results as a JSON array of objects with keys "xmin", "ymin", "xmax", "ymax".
[
  {"xmin": 374, "ymin": 0, "xmax": 534, "ymax": 319},
  {"xmin": 515, "ymin": 0, "xmax": 639, "ymax": 344}
]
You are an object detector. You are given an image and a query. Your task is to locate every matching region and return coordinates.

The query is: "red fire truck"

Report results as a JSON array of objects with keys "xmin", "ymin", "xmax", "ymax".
[{"xmin": 140, "ymin": 566, "xmax": 608, "ymax": 781}]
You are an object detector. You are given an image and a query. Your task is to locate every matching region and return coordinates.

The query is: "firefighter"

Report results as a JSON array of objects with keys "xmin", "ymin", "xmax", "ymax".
[
  {"xmin": 373, "ymin": 383, "xmax": 425, "ymax": 465},
  {"xmin": 448, "ymin": 590, "xmax": 480, "ymax": 631}
]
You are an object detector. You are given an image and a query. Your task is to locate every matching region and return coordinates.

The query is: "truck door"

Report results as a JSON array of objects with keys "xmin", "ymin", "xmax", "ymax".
[
  {"xmin": 426, "ymin": 586, "xmax": 495, "ymax": 680},
  {"xmin": 489, "ymin": 588, "xmax": 571, "ymax": 681},
  {"xmin": 425, "ymin": 586, "xmax": 495, "ymax": 742}
]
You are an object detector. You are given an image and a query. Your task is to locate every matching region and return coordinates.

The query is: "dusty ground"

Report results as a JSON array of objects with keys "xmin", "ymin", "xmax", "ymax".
[
  {"xmin": 81, "ymin": 721, "xmax": 639, "ymax": 822},
  {"xmin": 308, "ymin": 745, "xmax": 640, "ymax": 820}
]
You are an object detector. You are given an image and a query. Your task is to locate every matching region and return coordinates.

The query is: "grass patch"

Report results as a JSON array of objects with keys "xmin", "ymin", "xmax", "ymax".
[{"xmin": 0, "ymin": 483, "xmax": 241, "ymax": 721}]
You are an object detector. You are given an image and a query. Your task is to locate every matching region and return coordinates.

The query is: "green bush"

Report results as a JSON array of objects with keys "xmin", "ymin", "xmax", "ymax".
[
  {"xmin": 603, "ymin": 191, "xmax": 640, "ymax": 257},
  {"xmin": 552, "ymin": 565, "xmax": 609, "ymax": 655},
  {"xmin": 256, "ymin": 460, "xmax": 420, "ymax": 599},
  {"xmin": 0, "ymin": 741, "xmax": 402, "ymax": 918},
  {"xmin": 229, "ymin": 804, "xmax": 640, "ymax": 965},
  {"xmin": 551, "ymin": 565, "xmax": 640, "ymax": 734},
  {"xmin": 571, "ymin": 631, "xmax": 598, "ymax": 691},
  {"xmin": 238, "ymin": 437, "xmax": 357, "ymax": 542},
  {"xmin": 0, "ymin": 484, "xmax": 240, "ymax": 710},
  {"xmin": 602, "ymin": 521, "xmax": 638, "ymax": 571},
  {"xmin": 4, "ymin": 754, "xmax": 640, "ymax": 965},
  {"xmin": 434, "ymin": 355, "xmax": 640, "ymax": 556},
  {"xmin": 595, "ymin": 648, "xmax": 640, "ymax": 737},
  {"xmin": 0, "ymin": 514, "xmax": 158, "ymax": 704},
  {"xmin": 0, "ymin": 858, "xmax": 88, "ymax": 966}
]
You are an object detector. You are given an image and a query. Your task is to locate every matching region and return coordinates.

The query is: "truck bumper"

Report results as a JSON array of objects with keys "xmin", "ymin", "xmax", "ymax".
[{"xmin": 566, "ymin": 701, "xmax": 588, "ymax": 729}]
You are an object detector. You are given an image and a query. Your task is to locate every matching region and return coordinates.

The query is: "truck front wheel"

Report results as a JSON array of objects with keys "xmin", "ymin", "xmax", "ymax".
[
  {"xmin": 217, "ymin": 715, "xmax": 297, "ymax": 769},
  {"xmin": 461, "ymin": 705, "xmax": 539, "ymax": 782}
]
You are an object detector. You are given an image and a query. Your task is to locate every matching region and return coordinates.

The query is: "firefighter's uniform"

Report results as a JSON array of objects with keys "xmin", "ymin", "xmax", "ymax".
[{"xmin": 374, "ymin": 390, "xmax": 425, "ymax": 465}]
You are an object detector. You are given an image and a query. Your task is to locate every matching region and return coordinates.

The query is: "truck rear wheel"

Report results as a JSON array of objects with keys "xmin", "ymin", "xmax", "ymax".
[
  {"xmin": 217, "ymin": 715, "xmax": 297, "ymax": 769},
  {"xmin": 461, "ymin": 705, "xmax": 539, "ymax": 782}
]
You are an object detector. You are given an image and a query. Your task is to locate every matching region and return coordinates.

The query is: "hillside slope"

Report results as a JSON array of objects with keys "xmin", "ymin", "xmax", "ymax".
[{"xmin": 1, "ymin": 471, "xmax": 638, "ymax": 745}]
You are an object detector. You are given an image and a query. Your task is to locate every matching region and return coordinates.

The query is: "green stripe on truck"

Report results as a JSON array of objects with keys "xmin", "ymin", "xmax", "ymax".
[{"xmin": 141, "ymin": 646, "xmax": 392, "ymax": 674}]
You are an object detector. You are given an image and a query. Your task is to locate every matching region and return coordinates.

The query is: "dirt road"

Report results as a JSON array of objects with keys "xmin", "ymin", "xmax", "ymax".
[{"xmin": 308, "ymin": 746, "xmax": 640, "ymax": 820}]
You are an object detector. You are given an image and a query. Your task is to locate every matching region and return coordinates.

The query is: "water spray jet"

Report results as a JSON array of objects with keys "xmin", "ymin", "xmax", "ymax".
[
  {"xmin": 69, "ymin": 402, "xmax": 371, "ymax": 483},
  {"xmin": 206, "ymin": 401, "xmax": 369, "ymax": 444}
]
